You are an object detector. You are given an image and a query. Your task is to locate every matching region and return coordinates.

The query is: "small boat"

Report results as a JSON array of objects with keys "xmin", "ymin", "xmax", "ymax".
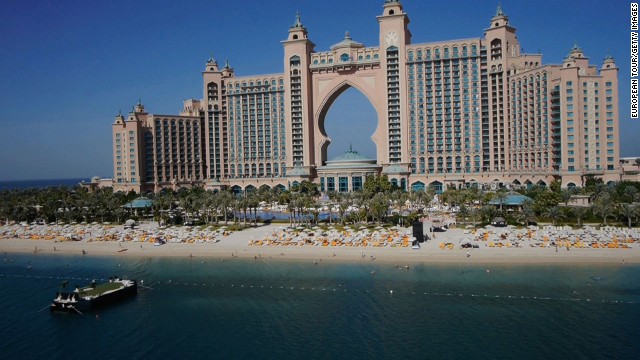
[{"xmin": 50, "ymin": 277, "xmax": 137, "ymax": 313}]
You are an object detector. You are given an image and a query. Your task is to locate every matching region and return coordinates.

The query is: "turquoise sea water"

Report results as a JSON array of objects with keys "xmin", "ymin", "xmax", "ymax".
[{"xmin": 1, "ymin": 253, "xmax": 639, "ymax": 359}]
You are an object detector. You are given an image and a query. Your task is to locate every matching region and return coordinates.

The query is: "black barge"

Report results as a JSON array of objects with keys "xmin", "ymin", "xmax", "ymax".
[{"xmin": 51, "ymin": 277, "xmax": 137, "ymax": 313}]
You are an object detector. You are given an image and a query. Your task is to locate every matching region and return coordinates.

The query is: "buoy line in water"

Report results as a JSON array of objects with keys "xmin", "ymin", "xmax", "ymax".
[
  {"xmin": 161, "ymin": 281, "xmax": 638, "ymax": 304},
  {"xmin": 0, "ymin": 273, "xmax": 108, "ymax": 282},
  {"xmin": 2, "ymin": 273, "xmax": 636, "ymax": 305}
]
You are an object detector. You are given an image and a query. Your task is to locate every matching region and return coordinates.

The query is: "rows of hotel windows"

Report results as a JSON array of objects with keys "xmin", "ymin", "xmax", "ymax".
[
  {"xmin": 411, "ymin": 155, "xmax": 476, "ymax": 174},
  {"xmin": 407, "ymin": 43, "xmax": 478, "ymax": 62},
  {"xmin": 407, "ymin": 42, "xmax": 482, "ymax": 173},
  {"xmin": 386, "ymin": 47, "xmax": 402, "ymax": 163},
  {"xmin": 226, "ymin": 78, "xmax": 285, "ymax": 93},
  {"xmin": 150, "ymin": 119, "xmax": 201, "ymax": 183},
  {"xmin": 224, "ymin": 77, "xmax": 288, "ymax": 179},
  {"xmin": 114, "ymin": 131, "xmax": 137, "ymax": 183},
  {"xmin": 311, "ymin": 50, "xmax": 380, "ymax": 65},
  {"xmin": 228, "ymin": 90, "xmax": 286, "ymax": 163},
  {"xmin": 230, "ymin": 163, "xmax": 287, "ymax": 178},
  {"xmin": 289, "ymin": 56, "xmax": 304, "ymax": 165},
  {"xmin": 510, "ymin": 72, "xmax": 550, "ymax": 170},
  {"xmin": 207, "ymin": 82, "xmax": 225, "ymax": 179},
  {"xmin": 550, "ymin": 85, "xmax": 563, "ymax": 169},
  {"xmin": 407, "ymin": 44, "xmax": 486, "ymax": 174},
  {"xmin": 486, "ymin": 49, "xmax": 507, "ymax": 172},
  {"xmin": 563, "ymin": 80, "xmax": 617, "ymax": 172}
]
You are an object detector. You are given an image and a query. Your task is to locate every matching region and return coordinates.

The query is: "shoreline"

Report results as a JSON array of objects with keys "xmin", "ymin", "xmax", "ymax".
[
  {"xmin": 2, "ymin": 222, "xmax": 639, "ymax": 266},
  {"xmin": 2, "ymin": 236, "xmax": 638, "ymax": 266}
]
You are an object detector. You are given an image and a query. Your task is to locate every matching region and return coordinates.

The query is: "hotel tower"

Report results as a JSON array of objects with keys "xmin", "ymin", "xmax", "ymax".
[{"xmin": 109, "ymin": 1, "xmax": 620, "ymax": 194}]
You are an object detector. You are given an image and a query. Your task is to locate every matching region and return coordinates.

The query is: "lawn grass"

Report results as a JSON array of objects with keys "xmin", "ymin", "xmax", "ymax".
[{"xmin": 78, "ymin": 282, "xmax": 123, "ymax": 296}]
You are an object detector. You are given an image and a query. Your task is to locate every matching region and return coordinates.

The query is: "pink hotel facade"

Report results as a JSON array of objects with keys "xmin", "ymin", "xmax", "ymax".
[{"xmin": 110, "ymin": 1, "xmax": 620, "ymax": 194}]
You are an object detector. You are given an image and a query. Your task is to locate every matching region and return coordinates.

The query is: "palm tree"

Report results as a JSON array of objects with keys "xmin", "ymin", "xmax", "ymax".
[
  {"xmin": 457, "ymin": 204, "xmax": 470, "ymax": 225},
  {"xmin": 618, "ymin": 204, "xmax": 637, "ymax": 229},
  {"xmin": 469, "ymin": 207, "xmax": 480, "ymax": 225},
  {"xmin": 217, "ymin": 190, "xmax": 234, "ymax": 225},
  {"xmin": 480, "ymin": 205, "xmax": 497, "ymax": 224},
  {"xmin": 246, "ymin": 192, "xmax": 260, "ymax": 226},
  {"xmin": 152, "ymin": 191, "xmax": 173, "ymax": 226},
  {"xmin": 570, "ymin": 206, "xmax": 589, "ymax": 227},
  {"xmin": 543, "ymin": 206, "xmax": 564, "ymax": 226},
  {"xmin": 370, "ymin": 192, "xmax": 389, "ymax": 225},
  {"xmin": 238, "ymin": 197, "xmax": 249, "ymax": 227},
  {"xmin": 495, "ymin": 188, "xmax": 509, "ymax": 212},
  {"xmin": 560, "ymin": 188, "xmax": 575, "ymax": 206},
  {"xmin": 592, "ymin": 194, "xmax": 616, "ymax": 225},
  {"xmin": 623, "ymin": 186, "xmax": 639, "ymax": 203},
  {"xmin": 338, "ymin": 194, "xmax": 351, "ymax": 225},
  {"xmin": 520, "ymin": 203, "xmax": 537, "ymax": 226},
  {"xmin": 327, "ymin": 191, "xmax": 340, "ymax": 225}
]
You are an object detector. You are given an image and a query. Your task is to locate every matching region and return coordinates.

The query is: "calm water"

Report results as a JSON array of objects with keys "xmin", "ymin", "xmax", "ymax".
[
  {"xmin": 1, "ymin": 253, "xmax": 639, "ymax": 359},
  {"xmin": 0, "ymin": 178, "xmax": 87, "ymax": 190}
]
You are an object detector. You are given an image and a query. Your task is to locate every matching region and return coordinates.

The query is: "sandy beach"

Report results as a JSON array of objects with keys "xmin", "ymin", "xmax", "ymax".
[{"xmin": 1, "ymin": 222, "xmax": 639, "ymax": 265}]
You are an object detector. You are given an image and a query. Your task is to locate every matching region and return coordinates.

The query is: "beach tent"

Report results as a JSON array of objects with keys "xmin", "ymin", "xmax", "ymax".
[
  {"xmin": 491, "ymin": 217, "xmax": 507, "ymax": 227},
  {"xmin": 488, "ymin": 193, "xmax": 533, "ymax": 210},
  {"xmin": 123, "ymin": 197, "xmax": 154, "ymax": 216}
]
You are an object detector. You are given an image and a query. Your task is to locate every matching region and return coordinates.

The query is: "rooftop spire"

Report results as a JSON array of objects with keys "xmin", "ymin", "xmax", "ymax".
[
  {"xmin": 603, "ymin": 52, "xmax": 615, "ymax": 63},
  {"xmin": 571, "ymin": 42, "xmax": 581, "ymax": 51},
  {"xmin": 291, "ymin": 11, "xmax": 303, "ymax": 28},
  {"xmin": 224, "ymin": 58, "xmax": 230, "ymax": 68},
  {"xmin": 496, "ymin": 2, "xmax": 504, "ymax": 16}
]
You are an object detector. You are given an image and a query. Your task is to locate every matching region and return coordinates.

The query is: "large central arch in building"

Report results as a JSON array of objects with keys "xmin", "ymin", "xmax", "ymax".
[{"xmin": 312, "ymin": 75, "xmax": 384, "ymax": 167}]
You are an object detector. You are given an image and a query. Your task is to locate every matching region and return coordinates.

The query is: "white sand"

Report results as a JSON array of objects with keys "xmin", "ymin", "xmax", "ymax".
[{"xmin": 1, "ymin": 223, "xmax": 639, "ymax": 265}]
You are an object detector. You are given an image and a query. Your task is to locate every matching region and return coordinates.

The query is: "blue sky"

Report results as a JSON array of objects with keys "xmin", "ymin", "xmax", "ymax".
[{"xmin": 0, "ymin": 0, "xmax": 635, "ymax": 181}]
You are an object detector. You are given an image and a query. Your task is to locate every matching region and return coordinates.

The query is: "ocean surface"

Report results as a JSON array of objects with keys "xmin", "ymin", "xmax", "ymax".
[
  {"xmin": 0, "ymin": 178, "xmax": 88, "ymax": 191},
  {"xmin": 1, "ymin": 253, "xmax": 638, "ymax": 360}
]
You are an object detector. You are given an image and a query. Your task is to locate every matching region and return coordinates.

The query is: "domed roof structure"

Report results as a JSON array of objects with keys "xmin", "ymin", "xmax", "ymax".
[
  {"xmin": 330, "ymin": 31, "xmax": 364, "ymax": 51},
  {"xmin": 321, "ymin": 146, "xmax": 380, "ymax": 170},
  {"xmin": 328, "ymin": 146, "xmax": 372, "ymax": 163}
]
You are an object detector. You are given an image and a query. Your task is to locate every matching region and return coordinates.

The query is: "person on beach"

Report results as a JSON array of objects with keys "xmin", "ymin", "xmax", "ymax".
[{"xmin": 466, "ymin": 251, "xmax": 470, "ymax": 258}]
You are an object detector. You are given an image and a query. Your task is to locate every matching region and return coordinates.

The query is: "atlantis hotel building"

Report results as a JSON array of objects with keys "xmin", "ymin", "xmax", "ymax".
[{"xmin": 110, "ymin": 0, "xmax": 620, "ymax": 194}]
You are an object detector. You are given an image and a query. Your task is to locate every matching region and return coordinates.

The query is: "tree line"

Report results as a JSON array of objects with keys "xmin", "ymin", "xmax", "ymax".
[{"xmin": 1, "ymin": 175, "xmax": 639, "ymax": 229}]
